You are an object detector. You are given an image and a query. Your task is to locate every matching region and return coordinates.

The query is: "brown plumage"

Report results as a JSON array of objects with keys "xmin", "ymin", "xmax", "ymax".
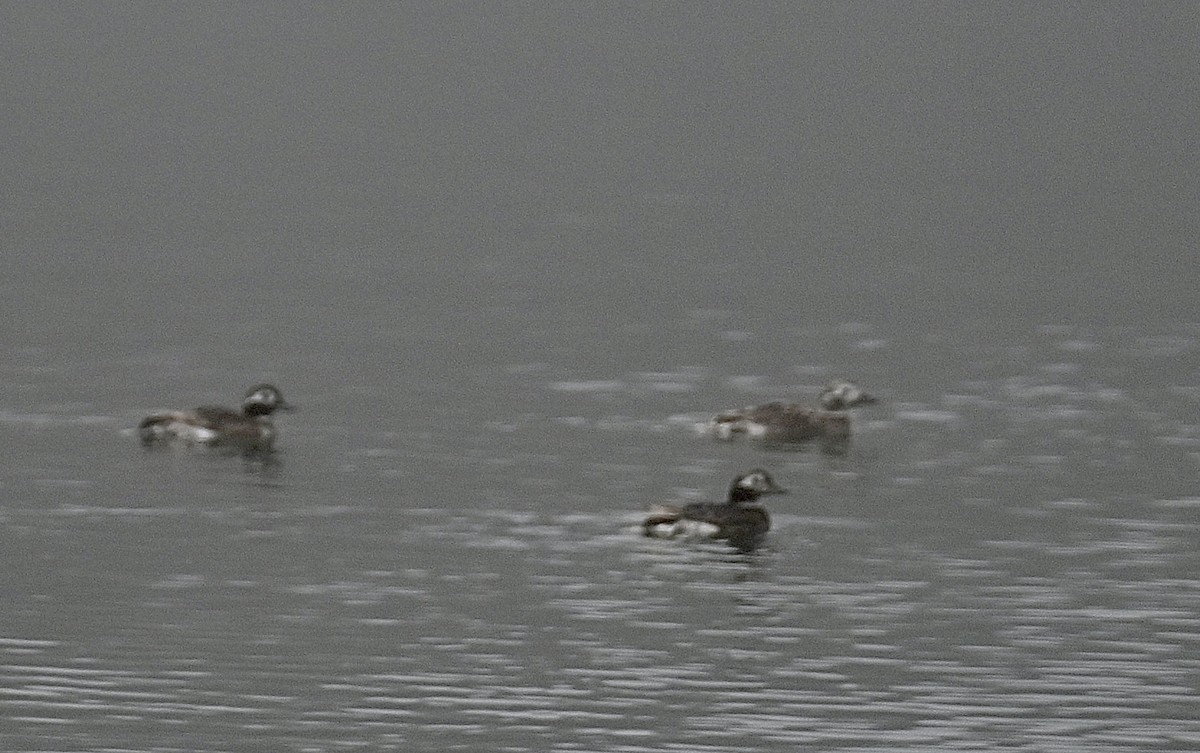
[
  {"xmin": 643, "ymin": 469, "xmax": 788, "ymax": 551},
  {"xmin": 138, "ymin": 384, "xmax": 294, "ymax": 451},
  {"xmin": 704, "ymin": 380, "xmax": 877, "ymax": 447}
]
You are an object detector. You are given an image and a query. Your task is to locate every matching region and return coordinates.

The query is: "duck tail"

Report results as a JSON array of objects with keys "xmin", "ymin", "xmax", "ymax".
[
  {"xmin": 642, "ymin": 506, "xmax": 683, "ymax": 536},
  {"xmin": 137, "ymin": 413, "xmax": 171, "ymax": 443}
]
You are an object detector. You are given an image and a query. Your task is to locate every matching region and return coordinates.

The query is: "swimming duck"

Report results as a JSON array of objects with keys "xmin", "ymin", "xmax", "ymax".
[
  {"xmin": 138, "ymin": 384, "xmax": 294, "ymax": 451},
  {"xmin": 643, "ymin": 469, "xmax": 788, "ymax": 550},
  {"xmin": 704, "ymin": 380, "xmax": 877, "ymax": 444}
]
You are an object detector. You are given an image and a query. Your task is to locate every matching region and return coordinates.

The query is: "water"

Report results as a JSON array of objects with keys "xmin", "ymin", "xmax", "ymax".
[{"xmin": 2, "ymin": 4, "xmax": 1199, "ymax": 752}]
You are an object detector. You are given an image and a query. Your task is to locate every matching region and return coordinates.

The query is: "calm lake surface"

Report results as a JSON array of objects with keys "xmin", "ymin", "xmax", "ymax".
[{"xmin": 2, "ymin": 4, "xmax": 1198, "ymax": 752}]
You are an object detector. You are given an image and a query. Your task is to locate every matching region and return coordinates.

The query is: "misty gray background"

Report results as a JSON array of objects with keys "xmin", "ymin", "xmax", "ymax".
[
  {"xmin": 5, "ymin": 2, "xmax": 1197, "ymax": 343},
  {"xmin": 1, "ymin": 3, "xmax": 1198, "ymax": 751}
]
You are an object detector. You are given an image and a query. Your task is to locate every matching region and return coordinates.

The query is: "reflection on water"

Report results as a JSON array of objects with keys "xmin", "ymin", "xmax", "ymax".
[
  {"xmin": 3, "ymin": 322, "xmax": 1199, "ymax": 749},
  {"xmin": 137, "ymin": 438, "xmax": 288, "ymax": 480},
  {"xmin": 2, "ymin": 491, "xmax": 1198, "ymax": 750}
]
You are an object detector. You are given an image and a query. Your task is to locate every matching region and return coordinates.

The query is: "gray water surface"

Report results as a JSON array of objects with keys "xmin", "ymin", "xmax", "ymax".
[
  {"xmin": 2, "ymin": 4, "xmax": 1198, "ymax": 752},
  {"xmin": 4, "ymin": 321, "xmax": 1197, "ymax": 751}
]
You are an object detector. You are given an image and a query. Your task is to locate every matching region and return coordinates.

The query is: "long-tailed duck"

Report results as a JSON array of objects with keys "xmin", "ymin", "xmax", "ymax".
[
  {"xmin": 704, "ymin": 380, "xmax": 877, "ymax": 445},
  {"xmin": 643, "ymin": 469, "xmax": 788, "ymax": 551},
  {"xmin": 138, "ymin": 384, "xmax": 294, "ymax": 451}
]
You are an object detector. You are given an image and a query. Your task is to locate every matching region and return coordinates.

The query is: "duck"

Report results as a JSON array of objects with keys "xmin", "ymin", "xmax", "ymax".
[
  {"xmin": 704, "ymin": 380, "xmax": 877, "ymax": 444},
  {"xmin": 138, "ymin": 384, "xmax": 294, "ymax": 451},
  {"xmin": 643, "ymin": 469, "xmax": 788, "ymax": 550}
]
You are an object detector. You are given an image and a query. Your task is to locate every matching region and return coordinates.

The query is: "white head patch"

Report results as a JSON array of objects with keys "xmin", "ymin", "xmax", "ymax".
[{"xmin": 738, "ymin": 471, "xmax": 768, "ymax": 489}]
